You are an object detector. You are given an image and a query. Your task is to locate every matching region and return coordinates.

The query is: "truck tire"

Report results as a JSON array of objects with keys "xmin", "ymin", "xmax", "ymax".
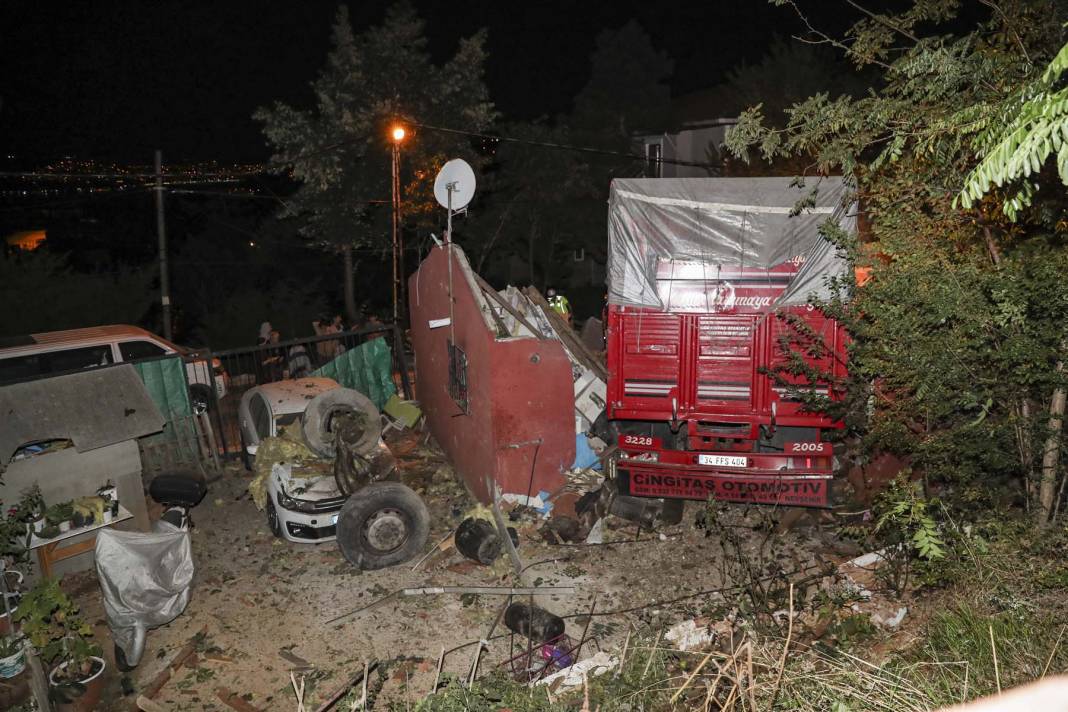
[
  {"xmin": 301, "ymin": 388, "xmax": 381, "ymax": 459},
  {"xmin": 335, "ymin": 482, "xmax": 429, "ymax": 570},
  {"xmin": 610, "ymin": 494, "xmax": 683, "ymax": 528}
]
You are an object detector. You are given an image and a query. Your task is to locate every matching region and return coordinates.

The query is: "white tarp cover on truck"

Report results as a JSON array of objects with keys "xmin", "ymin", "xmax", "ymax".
[{"xmin": 607, "ymin": 176, "xmax": 855, "ymax": 310}]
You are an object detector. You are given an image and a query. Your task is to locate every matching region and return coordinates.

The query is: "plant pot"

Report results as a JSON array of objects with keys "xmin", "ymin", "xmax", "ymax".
[
  {"xmin": 58, "ymin": 520, "xmax": 71, "ymax": 533},
  {"xmin": 49, "ymin": 656, "xmax": 106, "ymax": 712},
  {"xmin": 0, "ymin": 645, "xmax": 26, "ymax": 679}
]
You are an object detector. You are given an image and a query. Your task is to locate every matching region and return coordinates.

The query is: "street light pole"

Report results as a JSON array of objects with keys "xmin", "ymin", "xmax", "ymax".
[
  {"xmin": 154, "ymin": 149, "xmax": 172, "ymax": 340},
  {"xmin": 390, "ymin": 125, "xmax": 406, "ymax": 323}
]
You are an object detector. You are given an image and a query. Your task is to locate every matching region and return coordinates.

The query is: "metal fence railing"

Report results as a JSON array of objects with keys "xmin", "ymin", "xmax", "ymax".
[{"xmin": 197, "ymin": 324, "xmax": 413, "ymax": 459}]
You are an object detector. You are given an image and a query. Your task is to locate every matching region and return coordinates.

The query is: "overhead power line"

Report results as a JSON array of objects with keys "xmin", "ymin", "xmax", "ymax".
[{"xmin": 410, "ymin": 121, "xmax": 722, "ymax": 170}]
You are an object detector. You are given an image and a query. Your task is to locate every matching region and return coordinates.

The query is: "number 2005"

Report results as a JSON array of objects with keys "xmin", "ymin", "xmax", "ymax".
[{"xmin": 786, "ymin": 441, "xmax": 830, "ymax": 454}]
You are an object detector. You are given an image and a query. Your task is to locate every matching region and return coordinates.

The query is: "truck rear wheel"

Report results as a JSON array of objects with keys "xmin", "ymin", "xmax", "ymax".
[
  {"xmin": 610, "ymin": 494, "xmax": 683, "ymax": 528},
  {"xmin": 335, "ymin": 482, "xmax": 429, "ymax": 570}
]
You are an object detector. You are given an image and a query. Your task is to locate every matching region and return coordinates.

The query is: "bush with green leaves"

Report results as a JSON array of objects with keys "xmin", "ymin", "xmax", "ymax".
[
  {"xmin": 14, "ymin": 578, "xmax": 100, "ymax": 679},
  {"xmin": 727, "ymin": 0, "xmax": 1068, "ymax": 526}
]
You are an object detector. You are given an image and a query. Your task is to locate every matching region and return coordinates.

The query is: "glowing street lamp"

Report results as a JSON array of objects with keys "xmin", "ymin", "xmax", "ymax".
[{"xmin": 391, "ymin": 124, "xmax": 407, "ymax": 323}]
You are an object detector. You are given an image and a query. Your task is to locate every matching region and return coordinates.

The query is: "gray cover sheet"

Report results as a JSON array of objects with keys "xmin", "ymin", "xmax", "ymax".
[{"xmin": 607, "ymin": 176, "xmax": 855, "ymax": 310}]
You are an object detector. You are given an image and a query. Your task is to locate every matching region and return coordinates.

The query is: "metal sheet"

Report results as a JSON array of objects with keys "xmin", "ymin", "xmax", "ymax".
[{"xmin": 0, "ymin": 364, "xmax": 165, "ymax": 465}]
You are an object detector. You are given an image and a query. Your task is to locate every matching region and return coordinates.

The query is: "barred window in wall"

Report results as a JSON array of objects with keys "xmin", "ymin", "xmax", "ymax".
[{"xmin": 447, "ymin": 341, "xmax": 469, "ymax": 413}]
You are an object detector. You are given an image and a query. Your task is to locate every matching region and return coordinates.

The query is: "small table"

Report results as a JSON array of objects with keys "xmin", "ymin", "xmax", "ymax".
[{"xmin": 28, "ymin": 505, "xmax": 134, "ymax": 578}]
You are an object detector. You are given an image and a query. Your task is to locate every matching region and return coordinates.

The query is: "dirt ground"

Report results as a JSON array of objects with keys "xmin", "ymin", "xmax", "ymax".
[{"xmin": 57, "ymin": 431, "xmax": 861, "ymax": 711}]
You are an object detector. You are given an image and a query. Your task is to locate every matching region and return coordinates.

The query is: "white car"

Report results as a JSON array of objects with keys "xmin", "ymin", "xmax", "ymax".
[
  {"xmin": 238, "ymin": 377, "xmax": 348, "ymax": 543},
  {"xmin": 0, "ymin": 324, "xmax": 228, "ymax": 413}
]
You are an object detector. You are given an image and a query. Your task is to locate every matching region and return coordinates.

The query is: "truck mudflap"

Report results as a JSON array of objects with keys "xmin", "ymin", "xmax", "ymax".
[{"xmin": 614, "ymin": 459, "xmax": 832, "ymax": 508}]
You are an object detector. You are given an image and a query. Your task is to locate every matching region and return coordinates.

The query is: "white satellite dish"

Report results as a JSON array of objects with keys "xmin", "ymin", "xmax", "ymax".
[{"xmin": 433, "ymin": 158, "xmax": 476, "ymax": 211}]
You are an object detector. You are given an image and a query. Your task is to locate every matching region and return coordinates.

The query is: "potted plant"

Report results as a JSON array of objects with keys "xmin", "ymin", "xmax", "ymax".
[
  {"xmin": 0, "ymin": 634, "xmax": 26, "ymax": 679},
  {"xmin": 45, "ymin": 502, "xmax": 75, "ymax": 534},
  {"xmin": 14, "ymin": 578, "xmax": 105, "ymax": 711},
  {"xmin": 18, "ymin": 485, "xmax": 46, "ymax": 534},
  {"xmin": 96, "ymin": 482, "xmax": 118, "ymax": 523}
]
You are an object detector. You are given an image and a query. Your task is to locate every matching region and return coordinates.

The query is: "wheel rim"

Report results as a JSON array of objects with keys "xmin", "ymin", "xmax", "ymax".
[{"xmin": 362, "ymin": 508, "xmax": 407, "ymax": 554}]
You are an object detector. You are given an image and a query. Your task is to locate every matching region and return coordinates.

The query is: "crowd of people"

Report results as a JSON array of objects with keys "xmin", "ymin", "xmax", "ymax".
[{"xmin": 254, "ymin": 311, "xmax": 389, "ymax": 383}]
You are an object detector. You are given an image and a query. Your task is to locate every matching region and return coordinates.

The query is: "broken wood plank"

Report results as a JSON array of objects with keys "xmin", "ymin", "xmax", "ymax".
[
  {"xmin": 312, "ymin": 661, "xmax": 379, "ymax": 712},
  {"xmin": 474, "ymin": 274, "xmax": 547, "ymax": 340},
  {"xmin": 524, "ymin": 286, "xmax": 608, "ymax": 381},
  {"xmin": 131, "ymin": 626, "xmax": 208, "ymax": 710},
  {"xmin": 485, "ymin": 474, "xmax": 524, "ymax": 578},
  {"xmin": 279, "ymin": 648, "xmax": 314, "ymax": 670},
  {"xmin": 215, "ymin": 687, "xmax": 265, "ymax": 712},
  {"xmin": 136, "ymin": 696, "xmax": 172, "ymax": 712}
]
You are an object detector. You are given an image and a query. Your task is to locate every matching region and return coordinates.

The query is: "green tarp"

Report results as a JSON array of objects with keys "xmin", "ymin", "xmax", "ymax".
[
  {"xmin": 133, "ymin": 357, "xmax": 192, "ymax": 420},
  {"xmin": 311, "ymin": 337, "xmax": 396, "ymax": 410},
  {"xmin": 133, "ymin": 356, "xmax": 194, "ymax": 453}
]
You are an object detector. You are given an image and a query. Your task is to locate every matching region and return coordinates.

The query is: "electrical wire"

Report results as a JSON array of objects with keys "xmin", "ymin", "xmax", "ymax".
[{"xmin": 410, "ymin": 121, "xmax": 722, "ymax": 170}]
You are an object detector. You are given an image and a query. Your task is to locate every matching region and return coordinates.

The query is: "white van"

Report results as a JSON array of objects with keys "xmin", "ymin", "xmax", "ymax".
[{"xmin": 0, "ymin": 325, "xmax": 228, "ymax": 412}]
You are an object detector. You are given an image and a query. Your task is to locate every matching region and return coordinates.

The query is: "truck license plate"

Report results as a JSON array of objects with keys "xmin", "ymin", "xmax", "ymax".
[{"xmin": 698, "ymin": 454, "xmax": 748, "ymax": 468}]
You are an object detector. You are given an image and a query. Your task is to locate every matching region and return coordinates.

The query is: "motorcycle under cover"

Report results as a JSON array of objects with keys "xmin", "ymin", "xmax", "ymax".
[
  {"xmin": 607, "ymin": 176, "xmax": 855, "ymax": 311},
  {"xmin": 95, "ymin": 520, "xmax": 193, "ymax": 666}
]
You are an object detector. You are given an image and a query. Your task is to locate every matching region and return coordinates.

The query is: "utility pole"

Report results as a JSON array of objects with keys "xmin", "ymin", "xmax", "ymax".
[
  {"xmin": 155, "ymin": 149, "xmax": 172, "ymax": 340},
  {"xmin": 391, "ymin": 140, "xmax": 400, "ymax": 322},
  {"xmin": 390, "ymin": 125, "xmax": 406, "ymax": 324}
]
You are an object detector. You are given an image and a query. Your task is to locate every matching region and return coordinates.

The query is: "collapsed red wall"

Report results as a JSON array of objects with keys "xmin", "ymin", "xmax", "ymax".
[{"xmin": 408, "ymin": 245, "xmax": 576, "ymax": 506}]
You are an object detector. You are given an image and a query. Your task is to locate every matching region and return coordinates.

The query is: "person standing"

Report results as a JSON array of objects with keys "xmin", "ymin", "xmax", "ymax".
[{"xmin": 547, "ymin": 288, "xmax": 572, "ymax": 327}]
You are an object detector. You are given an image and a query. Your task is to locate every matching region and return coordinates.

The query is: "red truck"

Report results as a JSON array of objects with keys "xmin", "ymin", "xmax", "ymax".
[{"xmin": 604, "ymin": 177, "xmax": 852, "ymax": 508}]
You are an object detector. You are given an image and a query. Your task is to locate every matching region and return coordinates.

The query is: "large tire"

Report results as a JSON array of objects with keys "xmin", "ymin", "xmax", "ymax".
[
  {"xmin": 609, "ymin": 494, "xmax": 683, "ymax": 529},
  {"xmin": 301, "ymin": 388, "xmax": 381, "ymax": 459},
  {"xmin": 335, "ymin": 482, "xmax": 429, "ymax": 570}
]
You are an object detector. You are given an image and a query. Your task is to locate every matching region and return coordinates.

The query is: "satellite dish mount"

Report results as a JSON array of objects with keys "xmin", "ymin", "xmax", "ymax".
[{"xmin": 434, "ymin": 159, "xmax": 476, "ymax": 244}]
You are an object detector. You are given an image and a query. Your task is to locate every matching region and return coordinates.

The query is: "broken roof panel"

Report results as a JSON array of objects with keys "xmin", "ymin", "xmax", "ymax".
[{"xmin": 0, "ymin": 364, "xmax": 165, "ymax": 465}]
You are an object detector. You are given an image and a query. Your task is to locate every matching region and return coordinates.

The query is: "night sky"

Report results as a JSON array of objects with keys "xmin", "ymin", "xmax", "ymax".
[{"xmin": 0, "ymin": 1, "xmax": 863, "ymax": 164}]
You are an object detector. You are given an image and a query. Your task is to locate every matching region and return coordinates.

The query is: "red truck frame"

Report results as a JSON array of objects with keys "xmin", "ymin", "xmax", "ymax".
[{"xmin": 606, "ymin": 259, "xmax": 848, "ymax": 508}]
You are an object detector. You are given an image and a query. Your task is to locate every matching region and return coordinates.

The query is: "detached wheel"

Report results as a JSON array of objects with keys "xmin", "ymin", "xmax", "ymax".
[
  {"xmin": 336, "ymin": 482, "xmax": 429, "ymax": 570},
  {"xmin": 301, "ymin": 388, "xmax": 381, "ymax": 459},
  {"xmin": 266, "ymin": 500, "xmax": 283, "ymax": 538},
  {"xmin": 610, "ymin": 494, "xmax": 683, "ymax": 528}
]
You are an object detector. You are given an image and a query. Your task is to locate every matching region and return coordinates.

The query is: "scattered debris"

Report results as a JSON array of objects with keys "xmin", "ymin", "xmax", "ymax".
[
  {"xmin": 535, "ymin": 652, "xmax": 618, "ymax": 690},
  {"xmin": 326, "ymin": 585, "xmax": 577, "ymax": 623},
  {"xmin": 872, "ymin": 606, "xmax": 908, "ymax": 629},
  {"xmin": 455, "ymin": 517, "xmax": 512, "ymax": 565},
  {"xmin": 216, "ymin": 685, "xmax": 264, "ymax": 712},
  {"xmin": 132, "ymin": 626, "xmax": 208, "ymax": 709},
  {"xmin": 504, "ymin": 603, "xmax": 566, "ymax": 643},
  {"xmin": 664, "ymin": 619, "xmax": 728, "ymax": 652},
  {"xmin": 278, "ymin": 648, "xmax": 314, "ymax": 671},
  {"xmin": 311, "ymin": 661, "xmax": 378, "ymax": 712}
]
